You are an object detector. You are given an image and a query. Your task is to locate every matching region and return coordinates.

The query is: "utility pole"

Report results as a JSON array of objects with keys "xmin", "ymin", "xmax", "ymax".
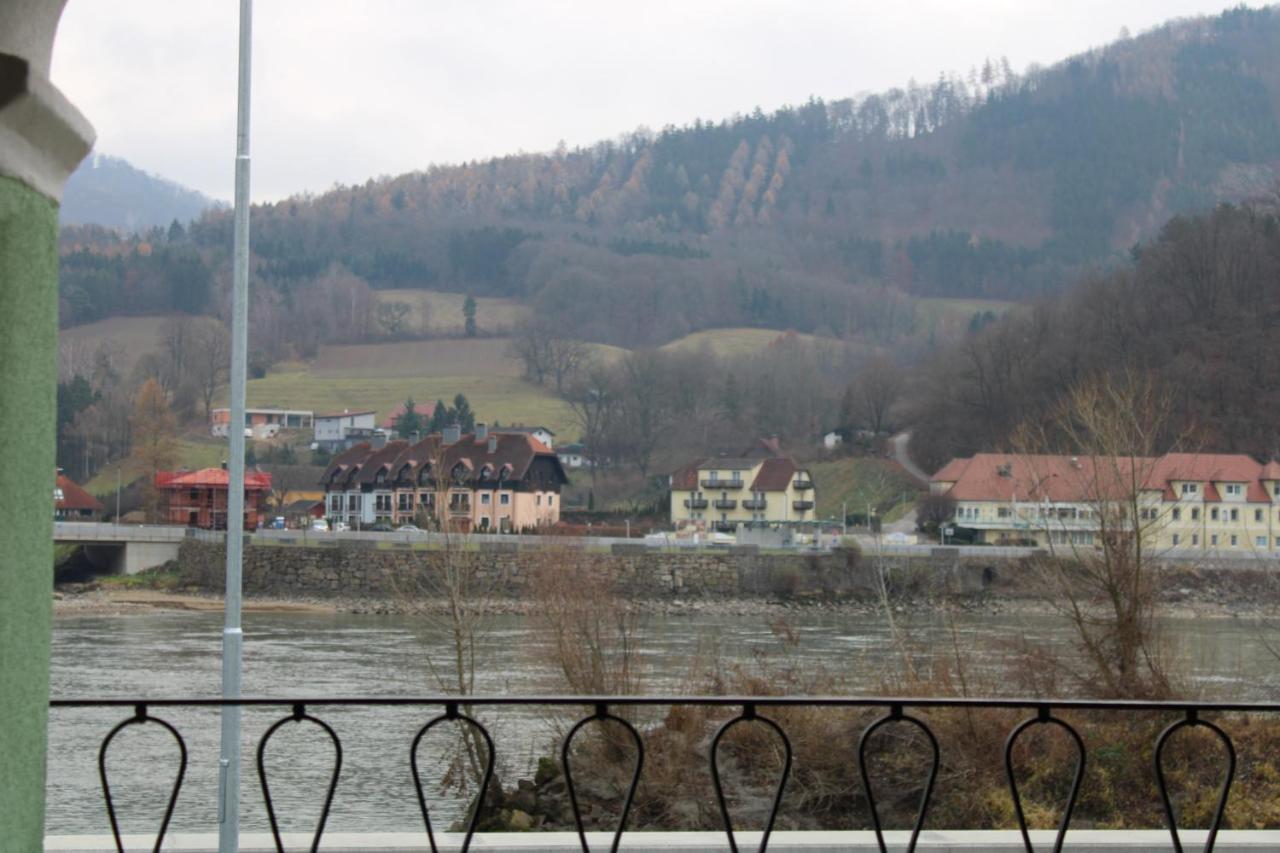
[
  {"xmin": 218, "ymin": 2, "xmax": 253, "ymax": 851},
  {"xmin": 115, "ymin": 466, "xmax": 121, "ymax": 522}
]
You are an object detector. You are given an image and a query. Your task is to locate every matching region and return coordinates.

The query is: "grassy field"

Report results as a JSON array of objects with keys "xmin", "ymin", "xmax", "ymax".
[
  {"xmin": 913, "ymin": 296, "xmax": 1016, "ymax": 327},
  {"xmin": 660, "ymin": 328, "xmax": 824, "ymax": 358},
  {"xmin": 236, "ymin": 371, "xmax": 578, "ymax": 438},
  {"xmin": 374, "ymin": 289, "xmax": 529, "ymax": 335},
  {"xmin": 59, "ymin": 315, "xmax": 181, "ymax": 371},
  {"xmin": 808, "ymin": 456, "xmax": 924, "ymax": 520}
]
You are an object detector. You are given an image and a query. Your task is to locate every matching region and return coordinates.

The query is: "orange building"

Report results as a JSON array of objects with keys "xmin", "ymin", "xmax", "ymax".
[{"xmin": 155, "ymin": 467, "xmax": 273, "ymax": 530}]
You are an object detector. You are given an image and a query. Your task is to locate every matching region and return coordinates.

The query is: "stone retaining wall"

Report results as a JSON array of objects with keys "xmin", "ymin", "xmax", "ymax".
[{"xmin": 173, "ymin": 540, "xmax": 997, "ymax": 601}]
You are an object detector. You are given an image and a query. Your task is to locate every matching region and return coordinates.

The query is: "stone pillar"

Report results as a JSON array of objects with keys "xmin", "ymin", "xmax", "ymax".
[{"xmin": 0, "ymin": 2, "xmax": 93, "ymax": 849}]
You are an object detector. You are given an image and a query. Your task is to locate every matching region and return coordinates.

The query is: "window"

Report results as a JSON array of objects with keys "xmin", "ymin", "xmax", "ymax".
[
  {"xmin": 1230, "ymin": 535, "xmax": 1238, "ymax": 547},
  {"xmin": 1172, "ymin": 534, "xmax": 1180, "ymax": 546},
  {"xmin": 1225, "ymin": 484, "xmax": 1242, "ymax": 497},
  {"xmin": 481, "ymin": 493, "xmax": 490, "ymax": 505},
  {"xmin": 1182, "ymin": 483, "xmax": 1198, "ymax": 495},
  {"xmin": 500, "ymin": 493, "xmax": 510, "ymax": 505},
  {"xmin": 1140, "ymin": 508, "xmax": 1157, "ymax": 521},
  {"xmin": 537, "ymin": 494, "xmax": 542, "ymax": 505},
  {"xmin": 1257, "ymin": 509, "xmax": 1265, "ymax": 523},
  {"xmin": 548, "ymin": 495, "xmax": 554, "ymax": 506},
  {"xmin": 1230, "ymin": 508, "xmax": 1239, "ymax": 522},
  {"xmin": 1257, "ymin": 536, "xmax": 1267, "ymax": 548},
  {"xmin": 997, "ymin": 507, "xmax": 1010, "ymax": 519},
  {"xmin": 1191, "ymin": 508, "xmax": 1200, "ymax": 521},
  {"xmin": 330, "ymin": 496, "xmax": 341, "ymax": 511},
  {"xmin": 1171, "ymin": 508, "xmax": 1181, "ymax": 521},
  {"xmin": 1192, "ymin": 534, "xmax": 1199, "ymax": 546},
  {"xmin": 1211, "ymin": 534, "xmax": 1219, "ymax": 546},
  {"xmin": 1210, "ymin": 508, "xmax": 1219, "ymax": 521}
]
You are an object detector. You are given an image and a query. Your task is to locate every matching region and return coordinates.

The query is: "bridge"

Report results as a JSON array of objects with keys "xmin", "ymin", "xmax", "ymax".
[{"xmin": 53, "ymin": 522, "xmax": 202, "ymax": 575}]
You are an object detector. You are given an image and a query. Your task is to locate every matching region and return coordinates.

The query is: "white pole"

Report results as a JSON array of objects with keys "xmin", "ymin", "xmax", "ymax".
[{"xmin": 218, "ymin": 2, "xmax": 253, "ymax": 851}]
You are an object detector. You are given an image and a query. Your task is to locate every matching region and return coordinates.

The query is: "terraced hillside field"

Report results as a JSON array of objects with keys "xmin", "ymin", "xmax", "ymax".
[{"xmin": 373, "ymin": 290, "xmax": 529, "ymax": 335}]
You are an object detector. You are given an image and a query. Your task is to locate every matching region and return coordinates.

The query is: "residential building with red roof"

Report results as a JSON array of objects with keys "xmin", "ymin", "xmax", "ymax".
[
  {"xmin": 931, "ymin": 452, "xmax": 1280, "ymax": 551},
  {"xmin": 668, "ymin": 443, "xmax": 815, "ymax": 533},
  {"xmin": 319, "ymin": 423, "xmax": 568, "ymax": 532},
  {"xmin": 314, "ymin": 409, "xmax": 379, "ymax": 451},
  {"xmin": 154, "ymin": 466, "xmax": 273, "ymax": 530},
  {"xmin": 54, "ymin": 471, "xmax": 104, "ymax": 521}
]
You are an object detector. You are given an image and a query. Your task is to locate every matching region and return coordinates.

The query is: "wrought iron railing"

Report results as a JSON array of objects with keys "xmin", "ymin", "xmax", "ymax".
[{"xmin": 49, "ymin": 694, "xmax": 1268, "ymax": 853}]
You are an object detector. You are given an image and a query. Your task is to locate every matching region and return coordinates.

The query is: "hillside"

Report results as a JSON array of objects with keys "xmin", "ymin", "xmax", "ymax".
[
  {"xmin": 62, "ymin": 154, "xmax": 219, "ymax": 231},
  {"xmin": 56, "ymin": 7, "xmax": 1280, "ymax": 348}
]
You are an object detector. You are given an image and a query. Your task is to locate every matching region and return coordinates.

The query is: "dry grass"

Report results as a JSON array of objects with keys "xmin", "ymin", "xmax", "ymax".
[
  {"xmin": 659, "ymin": 328, "xmax": 825, "ymax": 358},
  {"xmin": 59, "ymin": 314, "xmax": 181, "ymax": 372}
]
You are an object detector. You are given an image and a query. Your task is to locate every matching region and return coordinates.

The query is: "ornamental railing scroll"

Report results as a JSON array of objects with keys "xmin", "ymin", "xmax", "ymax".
[{"xmin": 53, "ymin": 694, "xmax": 1259, "ymax": 853}]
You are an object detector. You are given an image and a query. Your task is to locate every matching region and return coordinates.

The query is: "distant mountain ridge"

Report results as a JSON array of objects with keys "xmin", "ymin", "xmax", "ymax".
[
  {"xmin": 61, "ymin": 154, "xmax": 219, "ymax": 231},
  {"xmin": 58, "ymin": 6, "xmax": 1280, "ymax": 347}
]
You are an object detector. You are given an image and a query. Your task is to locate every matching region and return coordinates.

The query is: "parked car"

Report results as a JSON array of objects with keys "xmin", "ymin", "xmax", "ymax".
[
  {"xmin": 369, "ymin": 522, "xmax": 394, "ymax": 532},
  {"xmin": 268, "ymin": 517, "xmax": 286, "ymax": 530},
  {"xmin": 332, "ymin": 521, "xmax": 350, "ymax": 532},
  {"xmin": 310, "ymin": 518, "xmax": 330, "ymax": 532},
  {"xmin": 396, "ymin": 523, "xmax": 422, "ymax": 532}
]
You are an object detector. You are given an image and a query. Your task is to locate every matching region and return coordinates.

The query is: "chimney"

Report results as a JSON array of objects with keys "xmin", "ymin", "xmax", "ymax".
[
  {"xmin": 443, "ymin": 425, "xmax": 461, "ymax": 445},
  {"xmin": 476, "ymin": 422, "xmax": 488, "ymax": 441},
  {"xmin": 488, "ymin": 435, "xmax": 498, "ymax": 454},
  {"xmin": 221, "ymin": 461, "xmax": 228, "ymax": 471}
]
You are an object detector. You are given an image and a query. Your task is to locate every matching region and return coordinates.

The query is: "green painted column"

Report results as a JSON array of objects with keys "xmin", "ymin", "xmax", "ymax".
[
  {"xmin": 0, "ymin": 175, "xmax": 60, "ymax": 849},
  {"xmin": 0, "ymin": 3, "xmax": 94, "ymax": 849}
]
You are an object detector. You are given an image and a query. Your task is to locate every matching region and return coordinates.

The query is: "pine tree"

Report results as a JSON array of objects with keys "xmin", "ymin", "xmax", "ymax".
[
  {"xmin": 428, "ymin": 399, "xmax": 448, "ymax": 433},
  {"xmin": 396, "ymin": 397, "xmax": 422, "ymax": 439},
  {"xmin": 463, "ymin": 295, "xmax": 477, "ymax": 337},
  {"xmin": 450, "ymin": 393, "xmax": 476, "ymax": 432}
]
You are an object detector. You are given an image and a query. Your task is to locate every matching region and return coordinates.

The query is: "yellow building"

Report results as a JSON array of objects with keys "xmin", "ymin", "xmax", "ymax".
[
  {"xmin": 669, "ymin": 455, "xmax": 815, "ymax": 532},
  {"xmin": 931, "ymin": 452, "xmax": 1280, "ymax": 552}
]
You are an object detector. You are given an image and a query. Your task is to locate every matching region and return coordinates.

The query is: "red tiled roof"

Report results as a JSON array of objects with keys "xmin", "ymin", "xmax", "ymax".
[
  {"xmin": 751, "ymin": 458, "xmax": 799, "ymax": 491},
  {"xmin": 381, "ymin": 401, "xmax": 436, "ymax": 430},
  {"xmin": 156, "ymin": 468, "xmax": 272, "ymax": 491},
  {"xmin": 55, "ymin": 474, "xmax": 104, "ymax": 512},
  {"xmin": 356, "ymin": 440, "xmax": 410, "ymax": 485},
  {"xmin": 1262, "ymin": 461, "xmax": 1280, "ymax": 481},
  {"xmin": 670, "ymin": 459, "xmax": 704, "ymax": 491},
  {"xmin": 934, "ymin": 452, "xmax": 1278, "ymax": 504},
  {"xmin": 329, "ymin": 432, "xmax": 567, "ymax": 490}
]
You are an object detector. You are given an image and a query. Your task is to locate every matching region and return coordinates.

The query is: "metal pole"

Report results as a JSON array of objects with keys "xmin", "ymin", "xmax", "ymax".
[
  {"xmin": 218, "ymin": 2, "xmax": 253, "ymax": 851},
  {"xmin": 115, "ymin": 466, "xmax": 121, "ymax": 522}
]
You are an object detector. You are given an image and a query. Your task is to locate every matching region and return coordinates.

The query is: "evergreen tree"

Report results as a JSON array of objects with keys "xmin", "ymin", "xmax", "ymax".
[
  {"xmin": 428, "ymin": 399, "xmax": 448, "ymax": 433},
  {"xmin": 396, "ymin": 397, "xmax": 422, "ymax": 439},
  {"xmin": 463, "ymin": 295, "xmax": 477, "ymax": 337},
  {"xmin": 450, "ymin": 393, "xmax": 476, "ymax": 432}
]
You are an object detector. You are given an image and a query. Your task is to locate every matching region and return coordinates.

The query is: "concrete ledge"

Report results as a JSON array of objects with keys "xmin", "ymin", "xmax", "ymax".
[{"xmin": 42, "ymin": 830, "xmax": 1280, "ymax": 851}]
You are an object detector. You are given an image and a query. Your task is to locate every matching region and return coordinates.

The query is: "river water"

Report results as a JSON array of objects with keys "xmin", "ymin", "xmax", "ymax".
[{"xmin": 46, "ymin": 607, "xmax": 1280, "ymax": 836}]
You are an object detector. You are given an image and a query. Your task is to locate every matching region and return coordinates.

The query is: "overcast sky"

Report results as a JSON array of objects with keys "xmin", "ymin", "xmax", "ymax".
[{"xmin": 52, "ymin": 1, "xmax": 1259, "ymax": 202}]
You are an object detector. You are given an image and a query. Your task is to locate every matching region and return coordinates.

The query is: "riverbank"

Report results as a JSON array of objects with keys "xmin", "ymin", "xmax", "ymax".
[{"xmin": 51, "ymin": 580, "xmax": 1279, "ymax": 621}]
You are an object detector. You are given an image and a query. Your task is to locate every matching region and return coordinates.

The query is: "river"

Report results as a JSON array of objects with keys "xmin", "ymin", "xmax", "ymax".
[{"xmin": 45, "ymin": 607, "xmax": 1280, "ymax": 836}]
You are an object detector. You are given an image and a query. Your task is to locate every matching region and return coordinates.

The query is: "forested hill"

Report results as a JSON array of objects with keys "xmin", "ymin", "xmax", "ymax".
[
  {"xmin": 60, "ymin": 7, "xmax": 1280, "ymax": 347},
  {"xmin": 62, "ymin": 154, "xmax": 219, "ymax": 231}
]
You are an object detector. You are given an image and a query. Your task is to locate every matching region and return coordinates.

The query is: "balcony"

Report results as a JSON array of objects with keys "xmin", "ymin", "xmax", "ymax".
[
  {"xmin": 713, "ymin": 498, "xmax": 738, "ymax": 510},
  {"xmin": 701, "ymin": 478, "xmax": 743, "ymax": 489},
  {"xmin": 684, "ymin": 498, "xmax": 709, "ymax": 509},
  {"xmin": 792, "ymin": 479, "xmax": 814, "ymax": 491},
  {"xmin": 712, "ymin": 521, "xmax": 737, "ymax": 533},
  {"xmin": 792, "ymin": 499, "xmax": 814, "ymax": 512},
  {"xmin": 743, "ymin": 498, "xmax": 768, "ymax": 510},
  {"xmin": 448, "ymin": 501, "xmax": 472, "ymax": 515},
  {"xmin": 47, "ymin": 694, "xmax": 1276, "ymax": 852}
]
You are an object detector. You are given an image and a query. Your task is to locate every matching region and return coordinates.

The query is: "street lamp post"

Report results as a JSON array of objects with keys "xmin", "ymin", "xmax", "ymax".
[
  {"xmin": 115, "ymin": 466, "xmax": 121, "ymax": 522},
  {"xmin": 218, "ymin": 3, "xmax": 253, "ymax": 852}
]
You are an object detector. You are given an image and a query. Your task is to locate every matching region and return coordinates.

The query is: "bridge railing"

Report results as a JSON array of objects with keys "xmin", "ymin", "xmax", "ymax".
[{"xmin": 49, "ymin": 694, "xmax": 1273, "ymax": 853}]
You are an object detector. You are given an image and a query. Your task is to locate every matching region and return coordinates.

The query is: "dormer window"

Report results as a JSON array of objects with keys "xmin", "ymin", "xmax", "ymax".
[
  {"xmin": 1225, "ymin": 484, "xmax": 1242, "ymax": 497},
  {"xmin": 375, "ymin": 470, "xmax": 386, "ymax": 485},
  {"xmin": 1181, "ymin": 483, "xmax": 1198, "ymax": 495}
]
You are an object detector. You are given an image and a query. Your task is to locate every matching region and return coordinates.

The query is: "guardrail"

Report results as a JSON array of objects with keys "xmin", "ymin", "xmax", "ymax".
[{"xmin": 50, "ymin": 694, "xmax": 1269, "ymax": 853}]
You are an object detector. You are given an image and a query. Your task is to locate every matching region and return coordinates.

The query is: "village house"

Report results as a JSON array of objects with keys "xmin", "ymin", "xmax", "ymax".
[
  {"xmin": 313, "ymin": 409, "xmax": 379, "ymax": 451},
  {"xmin": 557, "ymin": 442, "xmax": 590, "ymax": 469},
  {"xmin": 499, "ymin": 425, "xmax": 555, "ymax": 449},
  {"xmin": 211, "ymin": 407, "xmax": 314, "ymax": 439},
  {"xmin": 154, "ymin": 466, "xmax": 273, "ymax": 530},
  {"xmin": 320, "ymin": 423, "xmax": 568, "ymax": 532},
  {"xmin": 931, "ymin": 452, "xmax": 1280, "ymax": 551},
  {"xmin": 669, "ymin": 442, "xmax": 816, "ymax": 532},
  {"xmin": 381, "ymin": 401, "xmax": 437, "ymax": 435},
  {"xmin": 53, "ymin": 471, "xmax": 103, "ymax": 521}
]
